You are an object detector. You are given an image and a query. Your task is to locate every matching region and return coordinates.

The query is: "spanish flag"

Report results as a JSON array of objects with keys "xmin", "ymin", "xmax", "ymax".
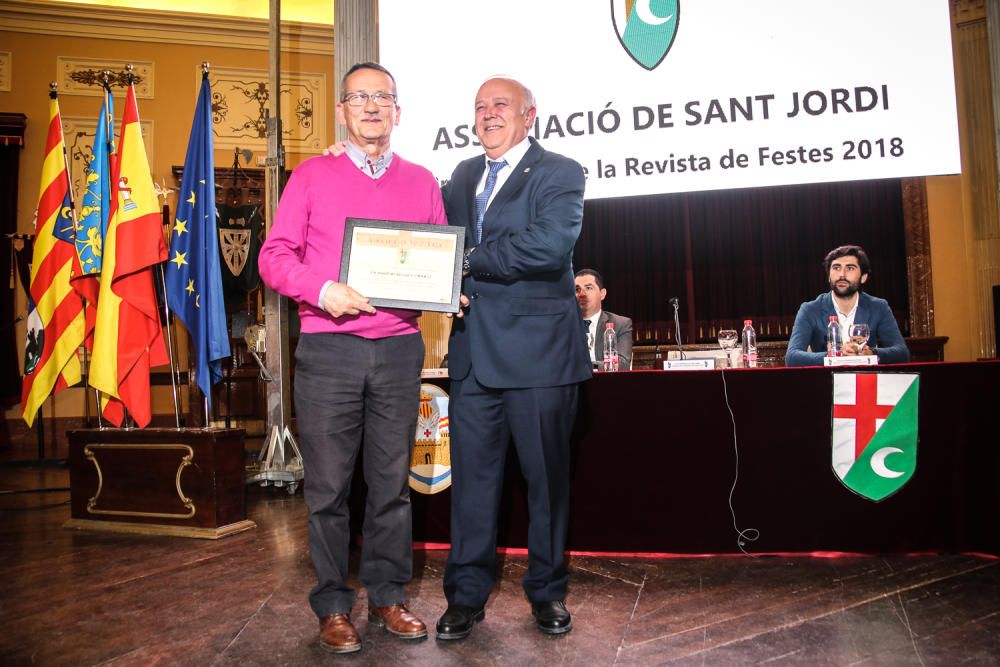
[
  {"xmin": 21, "ymin": 92, "xmax": 87, "ymax": 426},
  {"xmin": 89, "ymin": 82, "xmax": 168, "ymax": 427}
]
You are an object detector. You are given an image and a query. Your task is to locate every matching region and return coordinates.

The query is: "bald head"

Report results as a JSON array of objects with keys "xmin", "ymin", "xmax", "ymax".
[{"xmin": 474, "ymin": 77, "xmax": 537, "ymax": 159}]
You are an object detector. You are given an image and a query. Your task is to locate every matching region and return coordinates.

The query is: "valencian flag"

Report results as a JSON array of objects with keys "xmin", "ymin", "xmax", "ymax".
[
  {"xmin": 89, "ymin": 80, "xmax": 168, "ymax": 427},
  {"xmin": 21, "ymin": 91, "xmax": 88, "ymax": 427},
  {"xmin": 166, "ymin": 71, "xmax": 230, "ymax": 407},
  {"xmin": 71, "ymin": 84, "xmax": 115, "ymax": 345},
  {"xmin": 832, "ymin": 372, "xmax": 919, "ymax": 502}
]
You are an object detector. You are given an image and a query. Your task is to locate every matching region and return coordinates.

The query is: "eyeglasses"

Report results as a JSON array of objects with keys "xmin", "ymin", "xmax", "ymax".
[{"xmin": 342, "ymin": 91, "xmax": 397, "ymax": 107}]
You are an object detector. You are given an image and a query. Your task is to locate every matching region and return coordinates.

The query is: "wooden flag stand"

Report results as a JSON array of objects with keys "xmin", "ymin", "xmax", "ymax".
[{"xmin": 64, "ymin": 427, "xmax": 255, "ymax": 539}]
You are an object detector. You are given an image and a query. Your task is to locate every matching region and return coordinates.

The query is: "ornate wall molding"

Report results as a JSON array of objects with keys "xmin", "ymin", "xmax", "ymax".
[
  {"xmin": 0, "ymin": 51, "xmax": 10, "ymax": 92},
  {"xmin": 0, "ymin": 0, "xmax": 334, "ymax": 56},
  {"xmin": 954, "ymin": 7, "xmax": 1000, "ymax": 358},
  {"xmin": 334, "ymin": 0, "xmax": 377, "ymax": 143},
  {"xmin": 901, "ymin": 177, "xmax": 935, "ymax": 337},
  {"xmin": 209, "ymin": 66, "xmax": 327, "ymax": 154},
  {"xmin": 952, "ymin": 0, "xmax": 986, "ymax": 24},
  {"xmin": 57, "ymin": 58, "xmax": 154, "ymax": 98}
]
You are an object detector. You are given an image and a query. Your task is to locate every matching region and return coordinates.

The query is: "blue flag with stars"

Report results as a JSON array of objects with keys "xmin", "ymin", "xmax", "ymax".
[{"xmin": 166, "ymin": 72, "xmax": 230, "ymax": 407}]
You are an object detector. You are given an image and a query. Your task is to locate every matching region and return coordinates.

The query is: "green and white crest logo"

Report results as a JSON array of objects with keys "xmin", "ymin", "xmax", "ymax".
[
  {"xmin": 611, "ymin": 0, "xmax": 680, "ymax": 71},
  {"xmin": 832, "ymin": 373, "xmax": 919, "ymax": 502}
]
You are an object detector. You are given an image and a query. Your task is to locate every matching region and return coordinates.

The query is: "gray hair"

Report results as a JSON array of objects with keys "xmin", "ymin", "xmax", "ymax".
[{"xmin": 481, "ymin": 75, "xmax": 535, "ymax": 112}]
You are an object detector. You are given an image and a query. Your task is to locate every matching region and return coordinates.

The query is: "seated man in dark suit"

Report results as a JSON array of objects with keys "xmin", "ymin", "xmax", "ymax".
[
  {"xmin": 575, "ymin": 269, "xmax": 633, "ymax": 370},
  {"xmin": 786, "ymin": 245, "xmax": 909, "ymax": 367}
]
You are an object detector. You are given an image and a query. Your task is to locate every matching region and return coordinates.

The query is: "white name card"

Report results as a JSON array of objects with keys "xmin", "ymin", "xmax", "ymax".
[
  {"xmin": 823, "ymin": 355, "xmax": 879, "ymax": 367},
  {"xmin": 664, "ymin": 358, "xmax": 717, "ymax": 371}
]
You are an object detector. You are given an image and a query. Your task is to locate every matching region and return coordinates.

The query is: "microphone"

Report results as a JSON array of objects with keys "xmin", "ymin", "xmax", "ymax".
[{"xmin": 670, "ymin": 297, "xmax": 684, "ymax": 359}]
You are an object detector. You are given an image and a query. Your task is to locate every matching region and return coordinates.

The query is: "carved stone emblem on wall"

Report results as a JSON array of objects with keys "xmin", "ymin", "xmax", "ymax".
[
  {"xmin": 208, "ymin": 66, "xmax": 326, "ymax": 154},
  {"xmin": 57, "ymin": 57, "xmax": 154, "ymax": 98}
]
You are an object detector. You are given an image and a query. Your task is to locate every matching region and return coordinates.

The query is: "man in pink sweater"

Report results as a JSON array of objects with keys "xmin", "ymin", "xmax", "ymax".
[{"xmin": 258, "ymin": 62, "xmax": 446, "ymax": 655}]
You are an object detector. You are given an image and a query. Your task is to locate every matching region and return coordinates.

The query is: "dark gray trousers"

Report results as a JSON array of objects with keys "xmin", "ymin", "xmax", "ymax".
[
  {"xmin": 444, "ymin": 372, "xmax": 578, "ymax": 609},
  {"xmin": 294, "ymin": 331, "xmax": 424, "ymax": 617}
]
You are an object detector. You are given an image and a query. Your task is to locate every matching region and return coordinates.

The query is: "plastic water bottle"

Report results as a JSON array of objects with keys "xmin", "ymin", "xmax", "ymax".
[
  {"xmin": 603, "ymin": 322, "xmax": 619, "ymax": 372},
  {"xmin": 741, "ymin": 319, "xmax": 758, "ymax": 368},
  {"xmin": 826, "ymin": 315, "xmax": 842, "ymax": 356}
]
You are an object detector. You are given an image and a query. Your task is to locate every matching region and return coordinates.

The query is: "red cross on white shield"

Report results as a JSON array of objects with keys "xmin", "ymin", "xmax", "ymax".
[
  {"xmin": 831, "ymin": 372, "xmax": 919, "ymax": 494},
  {"xmin": 833, "ymin": 374, "xmax": 895, "ymax": 458}
]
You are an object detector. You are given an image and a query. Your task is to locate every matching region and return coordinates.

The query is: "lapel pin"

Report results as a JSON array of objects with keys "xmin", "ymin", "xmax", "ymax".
[{"xmin": 523, "ymin": 167, "xmax": 531, "ymax": 173}]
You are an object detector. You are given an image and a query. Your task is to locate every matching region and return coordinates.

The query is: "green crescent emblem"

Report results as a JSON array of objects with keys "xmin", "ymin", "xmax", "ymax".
[
  {"xmin": 611, "ymin": 0, "xmax": 680, "ymax": 71},
  {"xmin": 832, "ymin": 373, "xmax": 920, "ymax": 502}
]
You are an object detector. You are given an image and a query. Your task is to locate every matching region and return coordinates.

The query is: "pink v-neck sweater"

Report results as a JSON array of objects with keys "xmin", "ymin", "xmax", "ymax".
[{"xmin": 259, "ymin": 153, "xmax": 447, "ymax": 338}]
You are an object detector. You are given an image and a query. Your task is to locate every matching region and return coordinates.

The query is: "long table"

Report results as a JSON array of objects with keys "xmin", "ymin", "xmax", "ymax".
[{"xmin": 393, "ymin": 362, "xmax": 999, "ymax": 554}]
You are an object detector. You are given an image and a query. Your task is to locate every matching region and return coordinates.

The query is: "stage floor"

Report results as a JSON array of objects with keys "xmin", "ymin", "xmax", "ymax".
[{"xmin": 2, "ymin": 464, "xmax": 997, "ymax": 666}]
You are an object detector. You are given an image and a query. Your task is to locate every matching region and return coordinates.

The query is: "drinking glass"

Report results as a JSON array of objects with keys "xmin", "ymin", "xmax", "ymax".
[
  {"xmin": 717, "ymin": 329, "xmax": 738, "ymax": 367},
  {"xmin": 849, "ymin": 323, "xmax": 870, "ymax": 352},
  {"xmin": 717, "ymin": 329, "xmax": 738, "ymax": 349}
]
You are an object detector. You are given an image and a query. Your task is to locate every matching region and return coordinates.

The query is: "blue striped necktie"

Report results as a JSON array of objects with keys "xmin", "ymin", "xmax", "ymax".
[{"xmin": 475, "ymin": 159, "xmax": 507, "ymax": 243}]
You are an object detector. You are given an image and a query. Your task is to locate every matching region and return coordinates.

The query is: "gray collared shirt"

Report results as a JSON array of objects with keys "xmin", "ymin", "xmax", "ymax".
[{"xmin": 344, "ymin": 140, "xmax": 393, "ymax": 179}]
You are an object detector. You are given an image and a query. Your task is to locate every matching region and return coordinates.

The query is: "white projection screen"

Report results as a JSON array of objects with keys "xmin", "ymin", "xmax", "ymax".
[{"xmin": 376, "ymin": 0, "xmax": 961, "ymax": 200}]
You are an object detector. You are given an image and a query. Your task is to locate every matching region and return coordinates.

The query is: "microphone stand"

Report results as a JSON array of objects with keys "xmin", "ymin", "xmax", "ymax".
[{"xmin": 671, "ymin": 297, "xmax": 685, "ymax": 360}]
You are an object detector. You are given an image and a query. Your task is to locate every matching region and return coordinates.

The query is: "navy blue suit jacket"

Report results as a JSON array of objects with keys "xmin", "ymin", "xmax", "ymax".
[
  {"xmin": 785, "ymin": 291, "xmax": 910, "ymax": 367},
  {"xmin": 445, "ymin": 138, "xmax": 592, "ymax": 388}
]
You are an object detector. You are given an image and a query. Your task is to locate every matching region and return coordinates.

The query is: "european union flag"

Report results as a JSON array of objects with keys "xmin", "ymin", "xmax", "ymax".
[{"xmin": 166, "ymin": 72, "xmax": 230, "ymax": 408}]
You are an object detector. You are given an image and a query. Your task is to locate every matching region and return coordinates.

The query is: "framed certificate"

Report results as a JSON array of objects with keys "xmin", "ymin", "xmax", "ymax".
[{"xmin": 340, "ymin": 218, "xmax": 465, "ymax": 313}]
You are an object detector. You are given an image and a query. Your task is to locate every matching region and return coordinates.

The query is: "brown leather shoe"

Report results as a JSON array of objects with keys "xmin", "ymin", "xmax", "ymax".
[
  {"xmin": 368, "ymin": 603, "xmax": 428, "ymax": 639},
  {"xmin": 319, "ymin": 613, "xmax": 361, "ymax": 653}
]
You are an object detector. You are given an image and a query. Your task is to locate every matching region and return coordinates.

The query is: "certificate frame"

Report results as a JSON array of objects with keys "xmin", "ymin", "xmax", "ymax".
[{"xmin": 340, "ymin": 218, "xmax": 465, "ymax": 313}]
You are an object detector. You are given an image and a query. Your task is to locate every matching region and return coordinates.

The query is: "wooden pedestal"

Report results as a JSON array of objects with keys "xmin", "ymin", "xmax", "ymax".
[{"xmin": 65, "ymin": 428, "xmax": 255, "ymax": 539}]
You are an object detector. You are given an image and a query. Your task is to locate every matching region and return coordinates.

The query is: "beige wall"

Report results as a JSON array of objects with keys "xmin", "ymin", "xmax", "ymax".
[
  {"xmin": 1, "ymin": 22, "xmax": 334, "ymax": 421},
  {"xmin": 931, "ymin": 2, "xmax": 1000, "ymax": 363},
  {"xmin": 0, "ymin": 30, "xmax": 333, "ymax": 235},
  {"xmin": 927, "ymin": 175, "xmax": 976, "ymax": 361}
]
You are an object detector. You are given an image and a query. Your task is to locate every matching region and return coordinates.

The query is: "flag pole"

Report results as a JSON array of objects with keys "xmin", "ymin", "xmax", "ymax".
[
  {"xmin": 159, "ymin": 260, "xmax": 182, "ymax": 428},
  {"xmin": 200, "ymin": 61, "xmax": 214, "ymax": 431},
  {"xmin": 53, "ymin": 82, "xmax": 102, "ymax": 431},
  {"xmin": 115, "ymin": 62, "xmax": 178, "ymax": 429},
  {"xmin": 92, "ymin": 72, "xmax": 115, "ymax": 428},
  {"xmin": 101, "ymin": 72, "xmax": 114, "ymax": 149}
]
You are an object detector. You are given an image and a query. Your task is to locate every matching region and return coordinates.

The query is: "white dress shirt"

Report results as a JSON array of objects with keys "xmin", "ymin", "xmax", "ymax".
[
  {"xmin": 833, "ymin": 291, "xmax": 860, "ymax": 344},
  {"xmin": 584, "ymin": 310, "xmax": 603, "ymax": 363},
  {"xmin": 475, "ymin": 137, "xmax": 531, "ymax": 210}
]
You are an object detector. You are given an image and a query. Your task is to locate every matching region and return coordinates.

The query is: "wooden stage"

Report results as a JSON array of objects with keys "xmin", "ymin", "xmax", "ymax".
[
  {"xmin": 2, "ymin": 360, "xmax": 997, "ymax": 663},
  {"xmin": 1, "ymin": 465, "xmax": 998, "ymax": 665}
]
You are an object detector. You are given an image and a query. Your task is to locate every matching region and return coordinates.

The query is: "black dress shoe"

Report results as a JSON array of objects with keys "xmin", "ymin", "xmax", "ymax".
[
  {"xmin": 435, "ymin": 605, "xmax": 485, "ymax": 640},
  {"xmin": 531, "ymin": 600, "xmax": 572, "ymax": 635}
]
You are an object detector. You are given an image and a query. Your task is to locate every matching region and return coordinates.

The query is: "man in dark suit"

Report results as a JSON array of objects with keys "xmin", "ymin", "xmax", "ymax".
[
  {"xmin": 436, "ymin": 77, "xmax": 591, "ymax": 640},
  {"xmin": 575, "ymin": 268, "xmax": 633, "ymax": 370},
  {"xmin": 786, "ymin": 245, "xmax": 909, "ymax": 367}
]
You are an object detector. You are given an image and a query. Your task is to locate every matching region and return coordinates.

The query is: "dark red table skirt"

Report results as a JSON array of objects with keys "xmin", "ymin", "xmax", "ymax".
[{"xmin": 371, "ymin": 361, "xmax": 999, "ymax": 554}]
